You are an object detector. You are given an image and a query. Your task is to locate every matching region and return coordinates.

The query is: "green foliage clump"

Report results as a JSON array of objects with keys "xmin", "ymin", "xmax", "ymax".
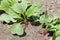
[{"xmin": 0, "ymin": 0, "xmax": 43, "ymax": 35}]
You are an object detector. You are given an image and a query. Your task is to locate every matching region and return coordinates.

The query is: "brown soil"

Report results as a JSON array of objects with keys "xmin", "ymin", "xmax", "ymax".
[
  {"xmin": 0, "ymin": 0, "xmax": 60, "ymax": 40},
  {"xmin": 0, "ymin": 22, "xmax": 46, "ymax": 40}
]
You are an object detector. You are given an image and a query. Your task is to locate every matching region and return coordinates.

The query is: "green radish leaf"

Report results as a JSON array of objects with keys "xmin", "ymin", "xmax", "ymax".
[
  {"xmin": 45, "ymin": 10, "xmax": 48, "ymax": 19},
  {"xmin": 56, "ymin": 37, "xmax": 60, "ymax": 40},
  {"xmin": 49, "ymin": 28, "xmax": 56, "ymax": 31},
  {"xmin": 54, "ymin": 25, "xmax": 60, "ymax": 30},
  {"xmin": 0, "ymin": 0, "xmax": 10, "ymax": 10},
  {"xmin": 0, "ymin": 14, "xmax": 17, "ymax": 23},
  {"xmin": 50, "ymin": 25, "xmax": 60, "ymax": 31},
  {"xmin": 10, "ymin": 23, "xmax": 24, "ymax": 35},
  {"xmin": 7, "ymin": 0, "xmax": 17, "ymax": 6},
  {"xmin": 39, "ymin": 15, "xmax": 53, "ymax": 23},
  {"xmin": 39, "ymin": 15, "xmax": 45, "ymax": 23},
  {"xmin": 48, "ymin": 25, "xmax": 57, "ymax": 31},
  {"xmin": 52, "ymin": 13, "xmax": 60, "ymax": 19},
  {"xmin": 55, "ymin": 31, "xmax": 60, "ymax": 37},
  {"xmin": 39, "ymin": 11, "xmax": 53, "ymax": 23},
  {"xmin": 26, "ymin": 2, "xmax": 43, "ymax": 17},
  {"xmin": 47, "ymin": 15, "xmax": 54, "ymax": 22},
  {"xmin": 6, "ymin": 8, "xmax": 21, "ymax": 18},
  {"xmin": 11, "ymin": 0, "xmax": 28, "ymax": 14},
  {"xmin": 0, "ymin": 0, "xmax": 2, "ymax": 5},
  {"xmin": 51, "ymin": 18, "xmax": 60, "ymax": 25}
]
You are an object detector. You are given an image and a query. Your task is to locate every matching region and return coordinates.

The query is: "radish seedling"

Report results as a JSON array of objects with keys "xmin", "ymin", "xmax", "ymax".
[
  {"xmin": 40, "ymin": 10, "xmax": 60, "ymax": 40},
  {"xmin": 0, "ymin": 0, "xmax": 43, "ymax": 35}
]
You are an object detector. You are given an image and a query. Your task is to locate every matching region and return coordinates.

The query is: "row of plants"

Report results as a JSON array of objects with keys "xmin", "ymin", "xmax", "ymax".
[{"xmin": 0, "ymin": 0, "xmax": 60, "ymax": 40}]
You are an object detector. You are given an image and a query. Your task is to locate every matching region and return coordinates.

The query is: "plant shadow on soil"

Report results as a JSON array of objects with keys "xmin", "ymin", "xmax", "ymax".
[
  {"xmin": 0, "ymin": 10, "xmax": 5, "ymax": 15},
  {"xmin": 13, "ymin": 31, "xmax": 27, "ymax": 37},
  {"xmin": 30, "ymin": 21, "xmax": 41, "ymax": 26},
  {"xmin": 3, "ymin": 21, "xmax": 14, "ymax": 25},
  {"xmin": 29, "ymin": 12, "xmax": 45, "ymax": 26},
  {"xmin": 47, "ymin": 31, "xmax": 54, "ymax": 36}
]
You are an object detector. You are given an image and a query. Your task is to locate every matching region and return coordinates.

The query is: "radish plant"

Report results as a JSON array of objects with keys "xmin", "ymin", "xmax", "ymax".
[
  {"xmin": 0, "ymin": 0, "xmax": 42, "ymax": 36},
  {"xmin": 39, "ymin": 10, "xmax": 60, "ymax": 40}
]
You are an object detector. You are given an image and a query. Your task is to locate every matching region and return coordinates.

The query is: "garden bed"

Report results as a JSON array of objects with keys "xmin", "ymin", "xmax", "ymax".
[
  {"xmin": 0, "ymin": 21, "xmax": 53, "ymax": 40},
  {"xmin": 0, "ymin": 0, "xmax": 60, "ymax": 40}
]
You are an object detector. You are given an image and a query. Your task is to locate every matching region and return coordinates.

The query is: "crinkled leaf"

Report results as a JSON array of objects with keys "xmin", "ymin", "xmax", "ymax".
[
  {"xmin": 26, "ymin": 2, "xmax": 43, "ymax": 17},
  {"xmin": 0, "ymin": 0, "xmax": 21, "ymax": 10},
  {"xmin": 11, "ymin": 0, "xmax": 28, "ymax": 14},
  {"xmin": 0, "ymin": 0, "xmax": 10, "ymax": 10},
  {"xmin": 6, "ymin": 8, "xmax": 21, "ymax": 18},
  {"xmin": 10, "ymin": 23, "xmax": 24, "ymax": 35},
  {"xmin": 0, "ymin": 14, "xmax": 17, "ymax": 23}
]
